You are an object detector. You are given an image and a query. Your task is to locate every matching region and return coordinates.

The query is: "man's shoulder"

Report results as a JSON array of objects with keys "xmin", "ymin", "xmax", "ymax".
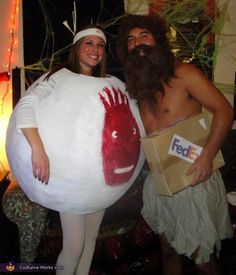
[
  {"xmin": 174, "ymin": 62, "xmax": 204, "ymax": 81},
  {"xmin": 174, "ymin": 62, "xmax": 197, "ymax": 74}
]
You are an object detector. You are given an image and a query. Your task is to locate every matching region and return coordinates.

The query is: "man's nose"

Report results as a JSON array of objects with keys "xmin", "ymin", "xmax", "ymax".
[{"xmin": 134, "ymin": 37, "xmax": 142, "ymax": 47}]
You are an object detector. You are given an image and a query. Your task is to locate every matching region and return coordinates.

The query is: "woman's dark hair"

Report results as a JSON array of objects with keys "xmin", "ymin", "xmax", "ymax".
[{"xmin": 46, "ymin": 24, "xmax": 106, "ymax": 80}]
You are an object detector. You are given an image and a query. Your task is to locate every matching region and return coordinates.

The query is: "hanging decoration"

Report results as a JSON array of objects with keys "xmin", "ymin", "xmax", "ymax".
[{"xmin": 63, "ymin": 1, "xmax": 77, "ymax": 36}]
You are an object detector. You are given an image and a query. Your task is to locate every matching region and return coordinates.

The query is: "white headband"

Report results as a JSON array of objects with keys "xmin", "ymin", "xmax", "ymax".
[{"xmin": 73, "ymin": 28, "xmax": 106, "ymax": 45}]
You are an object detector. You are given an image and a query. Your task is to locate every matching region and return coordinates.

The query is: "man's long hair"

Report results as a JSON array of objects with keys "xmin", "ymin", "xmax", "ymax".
[{"xmin": 116, "ymin": 14, "xmax": 175, "ymax": 104}]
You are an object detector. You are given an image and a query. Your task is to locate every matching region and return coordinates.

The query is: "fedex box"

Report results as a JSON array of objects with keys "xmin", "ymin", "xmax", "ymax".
[{"xmin": 141, "ymin": 112, "xmax": 225, "ymax": 196}]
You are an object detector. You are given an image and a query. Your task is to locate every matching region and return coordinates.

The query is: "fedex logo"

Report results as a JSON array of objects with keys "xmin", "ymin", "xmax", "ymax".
[{"xmin": 168, "ymin": 134, "xmax": 203, "ymax": 163}]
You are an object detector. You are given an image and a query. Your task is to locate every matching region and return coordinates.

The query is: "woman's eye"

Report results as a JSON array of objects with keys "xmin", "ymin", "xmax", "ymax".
[{"xmin": 112, "ymin": 131, "xmax": 118, "ymax": 139}]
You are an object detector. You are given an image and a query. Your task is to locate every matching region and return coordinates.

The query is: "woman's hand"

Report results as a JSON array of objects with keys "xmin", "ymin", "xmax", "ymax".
[
  {"xmin": 31, "ymin": 145, "xmax": 50, "ymax": 184},
  {"xmin": 22, "ymin": 128, "xmax": 50, "ymax": 184}
]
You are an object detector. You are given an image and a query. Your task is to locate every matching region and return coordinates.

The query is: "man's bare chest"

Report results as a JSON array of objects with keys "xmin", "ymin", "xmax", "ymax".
[{"xmin": 139, "ymin": 90, "xmax": 201, "ymax": 134}]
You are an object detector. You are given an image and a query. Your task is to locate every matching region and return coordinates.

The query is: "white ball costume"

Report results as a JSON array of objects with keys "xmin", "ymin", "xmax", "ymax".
[{"xmin": 6, "ymin": 69, "xmax": 145, "ymax": 213}]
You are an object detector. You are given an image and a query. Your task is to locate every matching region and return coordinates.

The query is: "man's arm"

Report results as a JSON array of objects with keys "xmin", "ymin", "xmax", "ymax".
[{"xmin": 179, "ymin": 63, "xmax": 234, "ymax": 185}]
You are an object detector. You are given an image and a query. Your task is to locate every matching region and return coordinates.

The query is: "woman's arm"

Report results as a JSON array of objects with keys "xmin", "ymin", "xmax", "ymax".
[
  {"xmin": 22, "ymin": 128, "xmax": 50, "ymax": 184},
  {"xmin": 15, "ymin": 74, "xmax": 56, "ymax": 131},
  {"xmin": 15, "ymin": 72, "xmax": 57, "ymax": 183}
]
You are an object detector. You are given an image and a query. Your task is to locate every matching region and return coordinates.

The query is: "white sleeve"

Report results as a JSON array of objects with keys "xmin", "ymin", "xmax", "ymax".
[{"xmin": 15, "ymin": 73, "xmax": 56, "ymax": 132}]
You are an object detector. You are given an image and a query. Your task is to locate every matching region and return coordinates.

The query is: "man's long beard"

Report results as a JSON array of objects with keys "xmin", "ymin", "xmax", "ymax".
[{"xmin": 124, "ymin": 44, "xmax": 167, "ymax": 102}]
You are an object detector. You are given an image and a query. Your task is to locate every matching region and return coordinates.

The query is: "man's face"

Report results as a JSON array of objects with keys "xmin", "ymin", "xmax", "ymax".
[{"xmin": 127, "ymin": 28, "xmax": 156, "ymax": 53}]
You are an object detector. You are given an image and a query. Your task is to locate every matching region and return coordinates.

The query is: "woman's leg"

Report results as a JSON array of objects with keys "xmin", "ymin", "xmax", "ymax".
[
  {"xmin": 75, "ymin": 210, "xmax": 105, "ymax": 275},
  {"xmin": 56, "ymin": 212, "xmax": 86, "ymax": 275}
]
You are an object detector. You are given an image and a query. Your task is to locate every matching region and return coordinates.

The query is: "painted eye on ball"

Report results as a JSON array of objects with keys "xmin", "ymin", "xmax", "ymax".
[{"xmin": 112, "ymin": 130, "xmax": 118, "ymax": 139}]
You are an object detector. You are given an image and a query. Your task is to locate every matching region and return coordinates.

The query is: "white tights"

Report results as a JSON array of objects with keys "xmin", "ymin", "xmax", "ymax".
[{"xmin": 56, "ymin": 210, "xmax": 105, "ymax": 275}]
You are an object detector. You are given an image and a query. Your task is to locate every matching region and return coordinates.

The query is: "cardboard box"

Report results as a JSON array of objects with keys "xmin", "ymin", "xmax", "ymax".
[{"xmin": 141, "ymin": 112, "xmax": 225, "ymax": 196}]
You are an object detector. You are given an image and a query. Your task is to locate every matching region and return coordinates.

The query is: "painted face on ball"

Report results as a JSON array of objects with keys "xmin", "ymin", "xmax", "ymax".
[{"xmin": 99, "ymin": 87, "xmax": 140, "ymax": 186}]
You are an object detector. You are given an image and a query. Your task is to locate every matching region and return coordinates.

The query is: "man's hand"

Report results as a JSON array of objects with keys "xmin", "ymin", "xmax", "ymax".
[{"xmin": 186, "ymin": 154, "xmax": 213, "ymax": 186}]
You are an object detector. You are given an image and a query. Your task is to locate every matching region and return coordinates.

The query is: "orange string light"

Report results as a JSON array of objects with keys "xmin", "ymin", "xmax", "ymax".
[
  {"xmin": 0, "ymin": 0, "xmax": 19, "ymax": 113},
  {"xmin": 0, "ymin": 0, "xmax": 20, "ymax": 172}
]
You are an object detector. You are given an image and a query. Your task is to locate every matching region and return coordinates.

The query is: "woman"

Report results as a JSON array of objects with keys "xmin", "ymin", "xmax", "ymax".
[
  {"xmin": 19, "ymin": 25, "xmax": 107, "ymax": 185},
  {"xmin": 18, "ymin": 25, "xmax": 106, "ymax": 275},
  {"xmin": 6, "ymin": 24, "xmax": 144, "ymax": 275}
]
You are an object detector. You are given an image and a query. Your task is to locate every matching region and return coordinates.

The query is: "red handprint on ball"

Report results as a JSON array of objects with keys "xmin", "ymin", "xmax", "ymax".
[{"xmin": 99, "ymin": 86, "xmax": 140, "ymax": 186}]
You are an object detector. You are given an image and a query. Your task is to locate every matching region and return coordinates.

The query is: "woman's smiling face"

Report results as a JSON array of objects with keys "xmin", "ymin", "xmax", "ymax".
[{"xmin": 77, "ymin": 35, "xmax": 105, "ymax": 75}]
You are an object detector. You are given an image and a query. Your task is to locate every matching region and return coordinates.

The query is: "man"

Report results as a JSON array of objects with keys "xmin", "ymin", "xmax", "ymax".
[{"xmin": 116, "ymin": 14, "xmax": 234, "ymax": 275}]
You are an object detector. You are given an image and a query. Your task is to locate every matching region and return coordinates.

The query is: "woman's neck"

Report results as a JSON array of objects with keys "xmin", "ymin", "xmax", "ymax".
[{"xmin": 80, "ymin": 66, "xmax": 93, "ymax": 76}]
